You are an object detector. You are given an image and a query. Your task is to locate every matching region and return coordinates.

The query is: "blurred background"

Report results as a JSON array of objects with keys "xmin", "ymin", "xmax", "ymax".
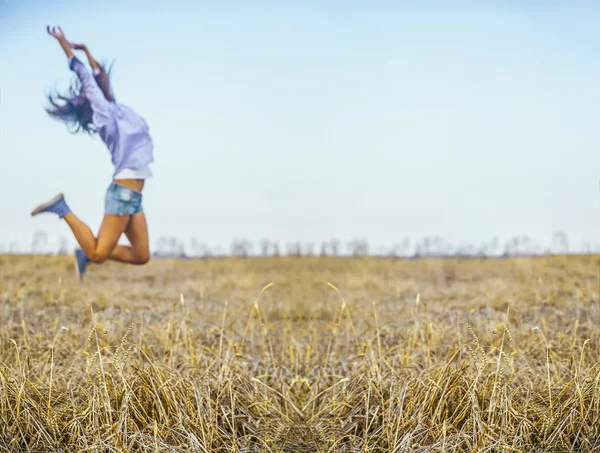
[{"xmin": 1, "ymin": 0, "xmax": 599, "ymax": 257}]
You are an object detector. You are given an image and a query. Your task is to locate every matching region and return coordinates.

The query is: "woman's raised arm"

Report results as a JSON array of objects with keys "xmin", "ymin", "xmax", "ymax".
[
  {"xmin": 47, "ymin": 26, "xmax": 110, "ymax": 117},
  {"xmin": 70, "ymin": 43, "xmax": 101, "ymax": 74},
  {"xmin": 46, "ymin": 26, "xmax": 74, "ymax": 58},
  {"xmin": 70, "ymin": 43, "xmax": 116, "ymax": 102}
]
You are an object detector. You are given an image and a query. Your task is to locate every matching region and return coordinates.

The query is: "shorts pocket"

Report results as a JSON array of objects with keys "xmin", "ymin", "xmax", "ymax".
[
  {"xmin": 105, "ymin": 184, "xmax": 141, "ymax": 215},
  {"xmin": 116, "ymin": 187, "xmax": 134, "ymax": 202}
]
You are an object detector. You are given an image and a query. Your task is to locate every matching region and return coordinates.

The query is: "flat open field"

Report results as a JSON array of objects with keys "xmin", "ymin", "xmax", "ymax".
[{"xmin": 1, "ymin": 255, "xmax": 599, "ymax": 452}]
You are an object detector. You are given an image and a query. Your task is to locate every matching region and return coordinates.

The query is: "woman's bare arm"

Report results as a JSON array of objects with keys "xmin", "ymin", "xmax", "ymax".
[
  {"xmin": 70, "ymin": 43, "xmax": 101, "ymax": 73},
  {"xmin": 48, "ymin": 26, "xmax": 109, "ymax": 114},
  {"xmin": 47, "ymin": 26, "xmax": 74, "ymax": 58},
  {"xmin": 70, "ymin": 42, "xmax": 115, "ymax": 101}
]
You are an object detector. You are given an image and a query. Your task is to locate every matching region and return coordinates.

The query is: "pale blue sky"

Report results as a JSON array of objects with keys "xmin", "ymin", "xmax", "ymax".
[{"xmin": 1, "ymin": 1, "xmax": 599, "ymax": 253}]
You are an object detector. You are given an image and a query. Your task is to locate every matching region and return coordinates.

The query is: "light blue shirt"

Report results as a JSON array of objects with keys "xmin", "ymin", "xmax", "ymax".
[{"xmin": 68, "ymin": 56, "xmax": 154, "ymax": 179}]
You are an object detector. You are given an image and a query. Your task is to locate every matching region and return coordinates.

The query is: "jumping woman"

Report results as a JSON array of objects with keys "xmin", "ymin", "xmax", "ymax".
[{"xmin": 32, "ymin": 26, "xmax": 154, "ymax": 279}]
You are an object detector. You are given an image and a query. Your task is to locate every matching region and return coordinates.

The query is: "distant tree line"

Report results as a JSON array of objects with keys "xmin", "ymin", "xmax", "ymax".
[
  {"xmin": 150, "ymin": 231, "xmax": 585, "ymax": 258},
  {"xmin": 1, "ymin": 230, "xmax": 595, "ymax": 258}
]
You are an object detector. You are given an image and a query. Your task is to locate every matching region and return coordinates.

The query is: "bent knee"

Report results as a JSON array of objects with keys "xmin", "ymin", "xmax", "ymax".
[
  {"xmin": 134, "ymin": 254, "xmax": 151, "ymax": 265},
  {"xmin": 90, "ymin": 251, "xmax": 109, "ymax": 264}
]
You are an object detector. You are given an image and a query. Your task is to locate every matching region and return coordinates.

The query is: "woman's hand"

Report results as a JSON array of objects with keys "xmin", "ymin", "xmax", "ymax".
[
  {"xmin": 47, "ymin": 26, "xmax": 74, "ymax": 58},
  {"xmin": 70, "ymin": 42, "xmax": 101, "ymax": 73},
  {"xmin": 47, "ymin": 26, "xmax": 66, "ymax": 40}
]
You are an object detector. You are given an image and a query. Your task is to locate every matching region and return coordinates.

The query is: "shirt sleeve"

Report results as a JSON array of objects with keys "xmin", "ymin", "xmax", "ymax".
[{"xmin": 68, "ymin": 56, "xmax": 110, "ymax": 120}]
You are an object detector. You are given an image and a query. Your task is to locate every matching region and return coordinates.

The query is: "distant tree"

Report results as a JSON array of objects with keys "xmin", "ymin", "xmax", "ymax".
[
  {"xmin": 199, "ymin": 243, "xmax": 209, "ymax": 258},
  {"xmin": 231, "ymin": 239, "xmax": 240, "ymax": 256},
  {"xmin": 503, "ymin": 236, "xmax": 521, "ymax": 257},
  {"xmin": 443, "ymin": 239, "xmax": 454, "ymax": 256},
  {"xmin": 189, "ymin": 237, "xmax": 200, "ymax": 257},
  {"xmin": 231, "ymin": 239, "xmax": 243, "ymax": 257},
  {"xmin": 177, "ymin": 240, "xmax": 187, "ymax": 258},
  {"xmin": 400, "ymin": 238, "xmax": 411, "ymax": 257},
  {"xmin": 484, "ymin": 237, "xmax": 500, "ymax": 257},
  {"xmin": 423, "ymin": 237, "xmax": 432, "ymax": 256},
  {"xmin": 387, "ymin": 239, "xmax": 410, "ymax": 258},
  {"xmin": 581, "ymin": 241, "xmax": 591, "ymax": 254},
  {"xmin": 285, "ymin": 242, "xmax": 296, "ymax": 256},
  {"xmin": 245, "ymin": 240, "xmax": 254, "ymax": 256},
  {"xmin": 58, "ymin": 236, "xmax": 68, "ymax": 255},
  {"xmin": 347, "ymin": 239, "xmax": 356, "ymax": 257},
  {"xmin": 388, "ymin": 244, "xmax": 400, "ymax": 259},
  {"xmin": 552, "ymin": 231, "xmax": 569, "ymax": 254},
  {"xmin": 156, "ymin": 237, "xmax": 168, "ymax": 256},
  {"xmin": 360, "ymin": 239, "xmax": 369, "ymax": 256},
  {"xmin": 347, "ymin": 239, "xmax": 369, "ymax": 257},
  {"xmin": 414, "ymin": 238, "xmax": 427, "ymax": 257},
  {"xmin": 168, "ymin": 237, "xmax": 178, "ymax": 255},
  {"xmin": 330, "ymin": 239, "xmax": 340, "ymax": 257},
  {"xmin": 505, "ymin": 235, "xmax": 536, "ymax": 256},
  {"xmin": 456, "ymin": 242, "xmax": 476, "ymax": 257},
  {"xmin": 9, "ymin": 240, "xmax": 20, "ymax": 254},
  {"xmin": 429, "ymin": 237, "xmax": 442, "ymax": 256},
  {"xmin": 272, "ymin": 242, "xmax": 280, "ymax": 256},
  {"xmin": 231, "ymin": 239, "xmax": 252, "ymax": 257},
  {"xmin": 31, "ymin": 231, "xmax": 48, "ymax": 254},
  {"xmin": 520, "ymin": 236, "xmax": 533, "ymax": 255},
  {"xmin": 530, "ymin": 238, "xmax": 543, "ymax": 256},
  {"xmin": 415, "ymin": 237, "xmax": 445, "ymax": 257},
  {"xmin": 320, "ymin": 242, "xmax": 328, "ymax": 257},
  {"xmin": 477, "ymin": 243, "xmax": 487, "ymax": 258},
  {"xmin": 305, "ymin": 242, "xmax": 315, "ymax": 256},
  {"xmin": 260, "ymin": 239, "xmax": 271, "ymax": 256}
]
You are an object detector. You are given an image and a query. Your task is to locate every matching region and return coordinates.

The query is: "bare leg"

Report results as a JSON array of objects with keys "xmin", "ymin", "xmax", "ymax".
[
  {"xmin": 62, "ymin": 213, "xmax": 98, "ymax": 254},
  {"xmin": 108, "ymin": 212, "xmax": 150, "ymax": 265},
  {"xmin": 63, "ymin": 212, "xmax": 130, "ymax": 263},
  {"xmin": 108, "ymin": 245, "xmax": 138, "ymax": 263}
]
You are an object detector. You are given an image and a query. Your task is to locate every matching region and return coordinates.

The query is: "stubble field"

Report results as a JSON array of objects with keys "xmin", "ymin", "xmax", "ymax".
[{"xmin": 1, "ymin": 255, "xmax": 599, "ymax": 452}]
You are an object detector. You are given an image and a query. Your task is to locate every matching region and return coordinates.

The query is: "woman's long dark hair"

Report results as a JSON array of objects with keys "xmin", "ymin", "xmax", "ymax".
[{"xmin": 45, "ymin": 61, "xmax": 115, "ymax": 134}]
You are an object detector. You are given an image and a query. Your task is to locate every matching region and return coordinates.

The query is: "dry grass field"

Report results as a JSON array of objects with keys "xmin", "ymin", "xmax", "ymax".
[{"xmin": 1, "ymin": 254, "xmax": 599, "ymax": 452}]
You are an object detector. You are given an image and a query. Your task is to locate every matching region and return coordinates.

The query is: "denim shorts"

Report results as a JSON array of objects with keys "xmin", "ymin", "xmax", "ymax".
[{"xmin": 105, "ymin": 183, "xmax": 143, "ymax": 216}]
